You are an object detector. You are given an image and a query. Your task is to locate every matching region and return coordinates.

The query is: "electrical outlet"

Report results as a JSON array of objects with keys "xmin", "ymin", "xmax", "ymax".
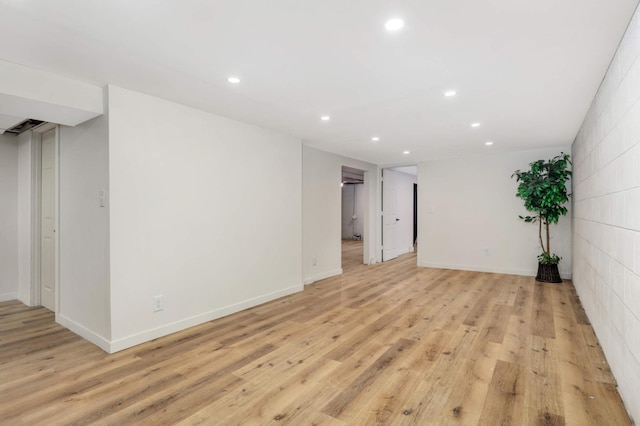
[
  {"xmin": 312, "ymin": 257, "xmax": 317, "ymax": 266},
  {"xmin": 153, "ymin": 295, "xmax": 164, "ymax": 312},
  {"xmin": 483, "ymin": 248, "xmax": 490, "ymax": 256}
]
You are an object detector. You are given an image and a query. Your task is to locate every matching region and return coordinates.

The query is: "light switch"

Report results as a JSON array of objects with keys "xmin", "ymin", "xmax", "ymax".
[{"xmin": 99, "ymin": 190, "xmax": 106, "ymax": 207}]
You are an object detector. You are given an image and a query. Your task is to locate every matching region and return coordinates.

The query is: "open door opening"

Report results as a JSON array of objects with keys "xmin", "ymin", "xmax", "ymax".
[
  {"xmin": 381, "ymin": 166, "xmax": 417, "ymax": 262},
  {"xmin": 341, "ymin": 166, "xmax": 365, "ymax": 272}
]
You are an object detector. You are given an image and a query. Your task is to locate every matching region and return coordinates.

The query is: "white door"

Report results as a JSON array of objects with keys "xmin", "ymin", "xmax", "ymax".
[
  {"xmin": 382, "ymin": 169, "xmax": 399, "ymax": 261},
  {"xmin": 40, "ymin": 128, "xmax": 56, "ymax": 311}
]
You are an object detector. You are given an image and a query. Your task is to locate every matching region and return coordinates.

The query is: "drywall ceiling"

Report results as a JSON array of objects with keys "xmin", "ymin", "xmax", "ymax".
[{"xmin": 0, "ymin": 1, "xmax": 637, "ymax": 164}]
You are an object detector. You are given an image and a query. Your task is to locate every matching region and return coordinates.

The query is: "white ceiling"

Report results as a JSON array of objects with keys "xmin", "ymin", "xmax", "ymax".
[{"xmin": 0, "ymin": 1, "xmax": 637, "ymax": 164}]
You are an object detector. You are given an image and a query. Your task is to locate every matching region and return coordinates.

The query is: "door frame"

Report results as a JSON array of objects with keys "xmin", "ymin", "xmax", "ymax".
[
  {"xmin": 30, "ymin": 123, "xmax": 60, "ymax": 311},
  {"xmin": 413, "ymin": 183, "xmax": 418, "ymax": 246},
  {"xmin": 380, "ymin": 165, "xmax": 418, "ymax": 262}
]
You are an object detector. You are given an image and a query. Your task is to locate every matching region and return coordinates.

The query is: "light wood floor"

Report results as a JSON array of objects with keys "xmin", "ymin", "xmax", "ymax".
[
  {"xmin": 0, "ymin": 243, "xmax": 631, "ymax": 425},
  {"xmin": 341, "ymin": 239, "xmax": 365, "ymax": 271}
]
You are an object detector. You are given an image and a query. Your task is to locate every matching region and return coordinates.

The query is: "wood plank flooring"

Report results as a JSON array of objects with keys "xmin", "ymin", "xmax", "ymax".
[{"xmin": 0, "ymin": 241, "xmax": 631, "ymax": 425}]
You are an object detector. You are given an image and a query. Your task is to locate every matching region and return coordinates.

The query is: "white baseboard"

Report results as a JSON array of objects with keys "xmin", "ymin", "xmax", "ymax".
[
  {"xmin": 304, "ymin": 268, "xmax": 343, "ymax": 285},
  {"xmin": 417, "ymin": 261, "xmax": 572, "ymax": 280},
  {"xmin": 108, "ymin": 283, "xmax": 303, "ymax": 353},
  {"xmin": 0, "ymin": 293, "xmax": 17, "ymax": 302},
  {"xmin": 57, "ymin": 314, "xmax": 111, "ymax": 353},
  {"xmin": 17, "ymin": 293, "xmax": 31, "ymax": 306}
]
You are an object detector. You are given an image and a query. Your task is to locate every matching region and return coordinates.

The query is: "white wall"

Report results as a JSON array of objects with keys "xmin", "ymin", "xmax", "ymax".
[
  {"xmin": 58, "ymin": 114, "xmax": 111, "ymax": 346},
  {"xmin": 418, "ymin": 148, "xmax": 572, "ymax": 278},
  {"xmin": 303, "ymin": 146, "xmax": 379, "ymax": 284},
  {"xmin": 17, "ymin": 131, "xmax": 32, "ymax": 304},
  {"xmin": 384, "ymin": 168, "xmax": 416, "ymax": 256},
  {"xmin": 572, "ymin": 5, "xmax": 640, "ymax": 421},
  {"xmin": 341, "ymin": 183, "xmax": 364, "ymax": 239},
  {"xmin": 0, "ymin": 134, "xmax": 18, "ymax": 301},
  {"xmin": 107, "ymin": 85, "xmax": 302, "ymax": 351}
]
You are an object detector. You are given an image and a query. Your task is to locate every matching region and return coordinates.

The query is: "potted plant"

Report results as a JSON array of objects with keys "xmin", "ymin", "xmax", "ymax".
[{"xmin": 512, "ymin": 153, "xmax": 571, "ymax": 283}]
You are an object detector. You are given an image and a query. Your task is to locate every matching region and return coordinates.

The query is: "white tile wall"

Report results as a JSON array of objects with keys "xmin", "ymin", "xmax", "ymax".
[{"xmin": 573, "ymin": 5, "xmax": 640, "ymax": 423}]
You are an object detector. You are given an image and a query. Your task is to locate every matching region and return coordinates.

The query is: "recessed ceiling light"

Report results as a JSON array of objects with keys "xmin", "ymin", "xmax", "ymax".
[
  {"xmin": 227, "ymin": 76, "xmax": 240, "ymax": 84},
  {"xmin": 444, "ymin": 90, "xmax": 457, "ymax": 97},
  {"xmin": 321, "ymin": 115, "xmax": 331, "ymax": 121},
  {"xmin": 471, "ymin": 122, "xmax": 481, "ymax": 128},
  {"xmin": 385, "ymin": 18, "xmax": 404, "ymax": 31},
  {"xmin": 372, "ymin": 136, "xmax": 380, "ymax": 141},
  {"xmin": 403, "ymin": 150, "xmax": 410, "ymax": 155},
  {"xmin": 485, "ymin": 141, "xmax": 494, "ymax": 146}
]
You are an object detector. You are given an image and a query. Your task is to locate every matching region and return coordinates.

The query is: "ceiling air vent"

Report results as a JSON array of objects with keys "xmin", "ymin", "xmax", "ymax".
[{"xmin": 5, "ymin": 119, "xmax": 45, "ymax": 135}]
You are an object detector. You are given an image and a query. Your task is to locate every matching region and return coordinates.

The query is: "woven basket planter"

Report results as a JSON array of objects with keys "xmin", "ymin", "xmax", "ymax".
[{"xmin": 536, "ymin": 262, "xmax": 562, "ymax": 283}]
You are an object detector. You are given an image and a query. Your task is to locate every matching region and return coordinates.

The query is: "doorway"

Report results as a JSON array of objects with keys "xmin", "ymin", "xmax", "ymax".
[
  {"xmin": 341, "ymin": 166, "xmax": 365, "ymax": 271},
  {"xmin": 381, "ymin": 166, "xmax": 417, "ymax": 262}
]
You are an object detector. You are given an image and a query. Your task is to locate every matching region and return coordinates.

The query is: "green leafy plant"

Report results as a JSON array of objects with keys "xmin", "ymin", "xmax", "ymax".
[
  {"xmin": 537, "ymin": 252, "xmax": 561, "ymax": 265},
  {"xmin": 512, "ymin": 153, "xmax": 571, "ymax": 265}
]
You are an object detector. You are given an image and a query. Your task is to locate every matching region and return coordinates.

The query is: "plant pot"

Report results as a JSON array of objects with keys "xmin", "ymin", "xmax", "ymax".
[{"xmin": 536, "ymin": 262, "xmax": 562, "ymax": 283}]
